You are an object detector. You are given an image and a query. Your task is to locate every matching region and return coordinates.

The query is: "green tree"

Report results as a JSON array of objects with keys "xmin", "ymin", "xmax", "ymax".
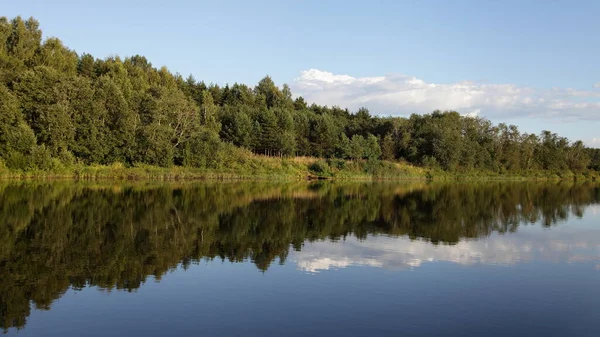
[
  {"xmin": 0, "ymin": 84, "xmax": 36, "ymax": 169},
  {"xmin": 220, "ymin": 106, "xmax": 253, "ymax": 148},
  {"xmin": 255, "ymin": 109, "xmax": 280, "ymax": 155},
  {"xmin": 77, "ymin": 53, "xmax": 96, "ymax": 78},
  {"xmin": 337, "ymin": 133, "xmax": 351, "ymax": 159},
  {"xmin": 566, "ymin": 140, "xmax": 590, "ymax": 172},
  {"xmin": 95, "ymin": 76, "xmax": 136, "ymax": 164},
  {"xmin": 348, "ymin": 135, "xmax": 365, "ymax": 160},
  {"xmin": 381, "ymin": 133, "xmax": 395, "ymax": 161},
  {"xmin": 14, "ymin": 67, "xmax": 75, "ymax": 156},
  {"xmin": 33, "ymin": 37, "xmax": 78, "ymax": 74},
  {"xmin": 310, "ymin": 114, "xmax": 339, "ymax": 157},
  {"xmin": 364, "ymin": 134, "xmax": 382, "ymax": 160},
  {"xmin": 255, "ymin": 76, "xmax": 283, "ymax": 108},
  {"xmin": 70, "ymin": 76, "xmax": 109, "ymax": 163},
  {"xmin": 137, "ymin": 86, "xmax": 199, "ymax": 166},
  {"xmin": 200, "ymin": 91, "xmax": 221, "ymax": 133}
]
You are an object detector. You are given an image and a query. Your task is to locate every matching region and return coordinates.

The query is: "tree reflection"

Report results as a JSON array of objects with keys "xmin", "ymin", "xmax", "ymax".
[{"xmin": 1, "ymin": 181, "xmax": 599, "ymax": 331}]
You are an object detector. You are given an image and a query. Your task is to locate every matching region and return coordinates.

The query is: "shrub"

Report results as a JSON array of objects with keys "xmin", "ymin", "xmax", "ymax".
[
  {"xmin": 4, "ymin": 152, "xmax": 29, "ymax": 170},
  {"xmin": 29, "ymin": 145, "xmax": 54, "ymax": 171},
  {"xmin": 327, "ymin": 158, "xmax": 346, "ymax": 170},
  {"xmin": 364, "ymin": 159, "xmax": 398, "ymax": 176},
  {"xmin": 110, "ymin": 162, "xmax": 126, "ymax": 169},
  {"xmin": 422, "ymin": 156, "xmax": 440, "ymax": 169},
  {"xmin": 363, "ymin": 159, "xmax": 382, "ymax": 174},
  {"xmin": 58, "ymin": 149, "xmax": 76, "ymax": 167},
  {"xmin": 309, "ymin": 160, "xmax": 331, "ymax": 176}
]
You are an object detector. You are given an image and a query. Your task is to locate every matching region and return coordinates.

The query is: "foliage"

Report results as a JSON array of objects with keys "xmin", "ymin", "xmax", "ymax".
[
  {"xmin": 0, "ymin": 16, "xmax": 597, "ymax": 177},
  {"xmin": 309, "ymin": 160, "xmax": 331, "ymax": 176}
]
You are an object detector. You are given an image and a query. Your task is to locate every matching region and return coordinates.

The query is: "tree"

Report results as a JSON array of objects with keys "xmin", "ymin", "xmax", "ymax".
[
  {"xmin": 14, "ymin": 67, "xmax": 75, "ymax": 156},
  {"xmin": 70, "ymin": 76, "xmax": 109, "ymax": 163},
  {"xmin": 6, "ymin": 16, "xmax": 42, "ymax": 64},
  {"xmin": 587, "ymin": 148, "xmax": 600, "ymax": 171},
  {"xmin": 381, "ymin": 133, "xmax": 395, "ymax": 161},
  {"xmin": 0, "ymin": 84, "xmax": 36, "ymax": 169},
  {"xmin": 566, "ymin": 141, "xmax": 590, "ymax": 172},
  {"xmin": 255, "ymin": 76, "xmax": 283, "ymax": 108},
  {"xmin": 95, "ymin": 76, "xmax": 136, "ymax": 164},
  {"xmin": 184, "ymin": 128, "xmax": 225, "ymax": 168},
  {"xmin": 348, "ymin": 107, "xmax": 373, "ymax": 136},
  {"xmin": 310, "ymin": 114, "xmax": 339, "ymax": 157},
  {"xmin": 337, "ymin": 133, "xmax": 351, "ymax": 159},
  {"xmin": 33, "ymin": 37, "xmax": 78, "ymax": 74},
  {"xmin": 255, "ymin": 109, "xmax": 280, "ymax": 155},
  {"xmin": 520, "ymin": 133, "xmax": 539, "ymax": 171},
  {"xmin": 348, "ymin": 135, "xmax": 365, "ymax": 160},
  {"xmin": 294, "ymin": 96, "xmax": 307, "ymax": 111},
  {"xmin": 137, "ymin": 85, "xmax": 199, "ymax": 166},
  {"xmin": 220, "ymin": 106, "xmax": 253, "ymax": 148},
  {"xmin": 200, "ymin": 91, "xmax": 221, "ymax": 134},
  {"xmin": 293, "ymin": 111, "xmax": 311, "ymax": 156},
  {"xmin": 77, "ymin": 53, "xmax": 96, "ymax": 78},
  {"xmin": 537, "ymin": 131, "xmax": 568, "ymax": 171},
  {"xmin": 364, "ymin": 134, "xmax": 382, "ymax": 160},
  {"xmin": 274, "ymin": 108, "xmax": 296, "ymax": 156}
]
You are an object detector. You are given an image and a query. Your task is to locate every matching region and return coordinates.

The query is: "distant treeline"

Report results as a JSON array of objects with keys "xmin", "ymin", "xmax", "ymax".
[{"xmin": 1, "ymin": 16, "xmax": 599, "ymax": 173}]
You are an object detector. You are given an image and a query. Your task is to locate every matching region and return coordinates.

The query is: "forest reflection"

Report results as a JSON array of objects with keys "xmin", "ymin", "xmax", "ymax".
[{"xmin": 1, "ymin": 181, "xmax": 599, "ymax": 331}]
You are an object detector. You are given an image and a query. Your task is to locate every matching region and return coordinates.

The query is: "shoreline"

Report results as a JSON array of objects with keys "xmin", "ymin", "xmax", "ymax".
[{"xmin": 1, "ymin": 160, "xmax": 598, "ymax": 182}]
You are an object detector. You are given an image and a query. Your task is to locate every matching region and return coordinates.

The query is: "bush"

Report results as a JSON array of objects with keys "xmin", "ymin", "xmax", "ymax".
[
  {"xmin": 309, "ymin": 160, "xmax": 331, "ymax": 176},
  {"xmin": 327, "ymin": 158, "xmax": 346, "ymax": 170},
  {"xmin": 183, "ymin": 129, "xmax": 223, "ymax": 169},
  {"xmin": 364, "ymin": 159, "xmax": 398, "ymax": 176},
  {"xmin": 363, "ymin": 159, "xmax": 382, "ymax": 174},
  {"xmin": 58, "ymin": 149, "xmax": 76, "ymax": 167},
  {"xmin": 4, "ymin": 152, "xmax": 29, "ymax": 170},
  {"xmin": 110, "ymin": 162, "xmax": 126, "ymax": 169},
  {"xmin": 29, "ymin": 145, "xmax": 54, "ymax": 171},
  {"xmin": 422, "ymin": 156, "xmax": 440, "ymax": 169}
]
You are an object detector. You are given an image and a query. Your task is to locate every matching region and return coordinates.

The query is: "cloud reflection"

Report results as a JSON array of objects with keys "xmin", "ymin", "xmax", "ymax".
[{"xmin": 292, "ymin": 226, "xmax": 600, "ymax": 273}]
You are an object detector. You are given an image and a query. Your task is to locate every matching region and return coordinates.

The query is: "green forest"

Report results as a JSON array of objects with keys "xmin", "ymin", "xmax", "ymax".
[{"xmin": 1, "ymin": 16, "xmax": 600, "ymax": 179}]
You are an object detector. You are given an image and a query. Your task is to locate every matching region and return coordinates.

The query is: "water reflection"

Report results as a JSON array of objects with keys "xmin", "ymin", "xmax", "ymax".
[
  {"xmin": 293, "ymin": 226, "xmax": 600, "ymax": 273},
  {"xmin": 0, "ymin": 181, "xmax": 599, "ymax": 332}
]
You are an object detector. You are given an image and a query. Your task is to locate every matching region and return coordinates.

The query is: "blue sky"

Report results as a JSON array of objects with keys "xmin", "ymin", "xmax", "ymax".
[{"xmin": 5, "ymin": 0, "xmax": 600, "ymax": 146}]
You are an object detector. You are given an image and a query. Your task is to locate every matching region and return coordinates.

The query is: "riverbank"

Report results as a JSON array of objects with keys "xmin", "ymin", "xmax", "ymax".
[
  {"xmin": 1, "ymin": 155, "xmax": 598, "ymax": 181},
  {"xmin": 0, "ymin": 157, "xmax": 424, "ymax": 181}
]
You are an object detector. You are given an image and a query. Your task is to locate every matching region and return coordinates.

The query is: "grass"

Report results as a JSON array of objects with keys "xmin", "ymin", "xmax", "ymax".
[{"xmin": 0, "ymin": 153, "xmax": 598, "ymax": 182}]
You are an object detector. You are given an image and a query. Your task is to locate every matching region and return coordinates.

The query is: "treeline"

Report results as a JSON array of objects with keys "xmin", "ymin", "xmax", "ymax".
[
  {"xmin": 1, "ymin": 16, "xmax": 599, "ymax": 174},
  {"xmin": 1, "ymin": 181, "xmax": 599, "ymax": 330}
]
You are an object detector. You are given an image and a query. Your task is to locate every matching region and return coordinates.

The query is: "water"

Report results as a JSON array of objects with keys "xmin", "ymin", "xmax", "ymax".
[{"xmin": 1, "ymin": 181, "xmax": 599, "ymax": 337}]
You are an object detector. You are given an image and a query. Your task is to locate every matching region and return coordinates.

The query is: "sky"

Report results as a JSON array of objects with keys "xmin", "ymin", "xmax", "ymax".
[{"xmin": 5, "ymin": 0, "xmax": 600, "ymax": 147}]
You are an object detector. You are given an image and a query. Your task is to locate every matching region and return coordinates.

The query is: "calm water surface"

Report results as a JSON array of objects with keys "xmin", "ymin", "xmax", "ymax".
[{"xmin": 1, "ymin": 181, "xmax": 600, "ymax": 337}]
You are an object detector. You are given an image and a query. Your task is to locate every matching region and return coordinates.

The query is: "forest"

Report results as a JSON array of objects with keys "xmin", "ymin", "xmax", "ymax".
[
  {"xmin": 1, "ymin": 16, "xmax": 600, "ymax": 176},
  {"xmin": 1, "ymin": 181, "xmax": 599, "ymax": 330}
]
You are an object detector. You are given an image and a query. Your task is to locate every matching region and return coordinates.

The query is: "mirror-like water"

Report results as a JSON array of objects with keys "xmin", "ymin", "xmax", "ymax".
[{"xmin": 1, "ymin": 182, "xmax": 599, "ymax": 337}]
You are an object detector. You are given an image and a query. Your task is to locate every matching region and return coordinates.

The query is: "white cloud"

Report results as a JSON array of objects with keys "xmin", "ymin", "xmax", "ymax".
[
  {"xmin": 594, "ymin": 83, "xmax": 600, "ymax": 88},
  {"xmin": 579, "ymin": 137, "xmax": 600, "ymax": 148},
  {"xmin": 292, "ymin": 69, "xmax": 600, "ymax": 121},
  {"xmin": 463, "ymin": 109, "xmax": 480, "ymax": 118}
]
